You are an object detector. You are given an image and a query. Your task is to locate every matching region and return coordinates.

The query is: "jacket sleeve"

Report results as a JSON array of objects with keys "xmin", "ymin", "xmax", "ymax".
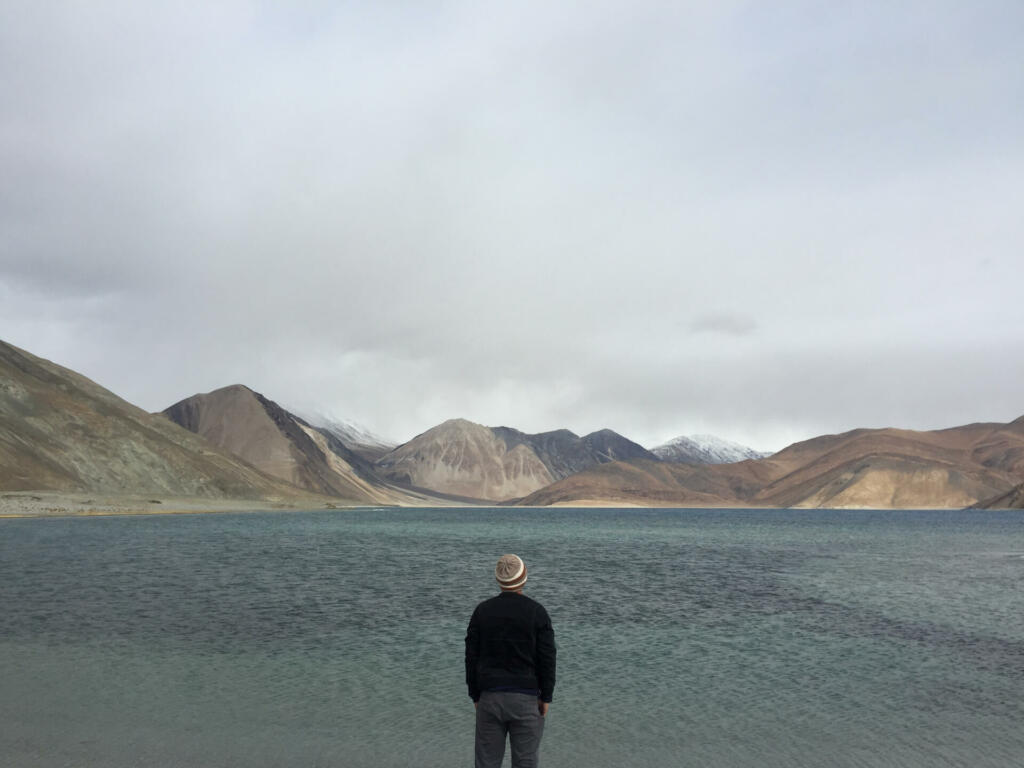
[
  {"xmin": 536, "ymin": 605, "xmax": 556, "ymax": 702},
  {"xmin": 465, "ymin": 606, "xmax": 481, "ymax": 701}
]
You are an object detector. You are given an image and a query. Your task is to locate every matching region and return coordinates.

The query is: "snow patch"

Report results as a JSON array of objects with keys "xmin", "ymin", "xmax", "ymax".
[
  {"xmin": 292, "ymin": 409, "xmax": 395, "ymax": 451},
  {"xmin": 651, "ymin": 434, "xmax": 770, "ymax": 464}
]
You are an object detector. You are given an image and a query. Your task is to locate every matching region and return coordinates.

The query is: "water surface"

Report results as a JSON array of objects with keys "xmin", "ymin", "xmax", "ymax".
[{"xmin": 1, "ymin": 507, "xmax": 1022, "ymax": 767}]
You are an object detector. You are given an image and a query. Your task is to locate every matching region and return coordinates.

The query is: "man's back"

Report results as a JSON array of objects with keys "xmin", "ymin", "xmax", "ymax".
[
  {"xmin": 465, "ymin": 554, "xmax": 556, "ymax": 768},
  {"xmin": 466, "ymin": 591, "xmax": 556, "ymax": 700}
]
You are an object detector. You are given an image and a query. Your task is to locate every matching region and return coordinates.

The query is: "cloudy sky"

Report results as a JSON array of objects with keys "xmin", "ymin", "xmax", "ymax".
[{"xmin": 2, "ymin": 1, "xmax": 1023, "ymax": 451}]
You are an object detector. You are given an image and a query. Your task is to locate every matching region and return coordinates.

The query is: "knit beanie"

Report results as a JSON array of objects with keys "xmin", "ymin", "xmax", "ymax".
[{"xmin": 495, "ymin": 554, "xmax": 528, "ymax": 590}]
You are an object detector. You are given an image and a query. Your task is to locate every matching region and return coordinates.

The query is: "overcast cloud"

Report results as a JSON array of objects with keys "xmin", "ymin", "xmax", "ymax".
[{"xmin": 2, "ymin": 1, "xmax": 1023, "ymax": 451}]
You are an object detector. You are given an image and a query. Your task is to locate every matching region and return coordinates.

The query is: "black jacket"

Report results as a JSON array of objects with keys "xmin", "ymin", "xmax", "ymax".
[{"xmin": 465, "ymin": 591, "xmax": 556, "ymax": 702}]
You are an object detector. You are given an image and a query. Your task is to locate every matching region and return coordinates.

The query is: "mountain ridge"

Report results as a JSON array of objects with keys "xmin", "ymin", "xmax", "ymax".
[
  {"xmin": 375, "ymin": 419, "xmax": 659, "ymax": 501},
  {"xmin": 520, "ymin": 421, "xmax": 1024, "ymax": 509},
  {"xmin": 5, "ymin": 336, "xmax": 1024, "ymax": 510}
]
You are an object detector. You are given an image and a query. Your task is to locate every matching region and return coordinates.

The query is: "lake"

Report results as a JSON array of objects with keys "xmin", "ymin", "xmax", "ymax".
[{"xmin": 1, "ymin": 507, "xmax": 1022, "ymax": 767}]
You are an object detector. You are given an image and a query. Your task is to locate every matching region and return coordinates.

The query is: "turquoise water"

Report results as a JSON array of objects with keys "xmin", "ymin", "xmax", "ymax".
[{"xmin": 1, "ymin": 507, "xmax": 1023, "ymax": 767}]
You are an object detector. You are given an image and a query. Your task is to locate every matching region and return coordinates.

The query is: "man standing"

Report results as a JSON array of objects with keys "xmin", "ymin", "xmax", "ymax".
[{"xmin": 465, "ymin": 554, "xmax": 556, "ymax": 768}]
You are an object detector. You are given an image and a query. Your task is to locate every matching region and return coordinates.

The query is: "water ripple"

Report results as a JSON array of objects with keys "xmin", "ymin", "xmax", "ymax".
[{"xmin": 1, "ymin": 507, "xmax": 1023, "ymax": 767}]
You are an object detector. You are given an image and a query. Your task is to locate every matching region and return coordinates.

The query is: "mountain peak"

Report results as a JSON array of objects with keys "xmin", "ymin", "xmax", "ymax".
[
  {"xmin": 540, "ymin": 428, "xmax": 580, "ymax": 440},
  {"xmin": 418, "ymin": 418, "xmax": 490, "ymax": 439},
  {"xmin": 579, "ymin": 428, "xmax": 658, "ymax": 462},
  {"xmin": 207, "ymin": 383, "xmax": 256, "ymax": 397},
  {"xmin": 439, "ymin": 417, "xmax": 481, "ymax": 428},
  {"xmin": 652, "ymin": 434, "xmax": 769, "ymax": 465}
]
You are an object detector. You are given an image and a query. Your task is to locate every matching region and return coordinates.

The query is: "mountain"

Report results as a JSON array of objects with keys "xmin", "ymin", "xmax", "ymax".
[
  {"xmin": 162, "ymin": 385, "xmax": 414, "ymax": 504},
  {"xmin": 374, "ymin": 419, "xmax": 554, "ymax": 501},
  {"xmin": 519, "ymin": 420, "xmax": 1024, "ymax": 509},
  {"xmin": 293, "ymin": 412, "xmax": 395, "ymax": 462},
  {"xmin": 0, "ymin": 340, "xmax": 318, "ymax": 501},
  {"xmin": 652, "ymin": 434, "xmax": 770, "ymax": 464},
  {"xmin": 375, "ymin": 420, "xmax": 658, "ymax": 502},
  {"xmin": 754, "ymin": 421, "xmax": 1024, "ymax": 508}
]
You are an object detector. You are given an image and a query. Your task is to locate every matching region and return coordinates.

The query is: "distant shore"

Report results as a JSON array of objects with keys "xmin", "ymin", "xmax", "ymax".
[
  {"xmin": 0, "ymin": 493, "xmax": 653, "ymax": 517},
  {"xmin": 0, "ymin": 492, "xmax": 370, "ymax": 519},
  {"xmin": 1, "ymin": 491, "xmax": 989, "ymax": 517}
]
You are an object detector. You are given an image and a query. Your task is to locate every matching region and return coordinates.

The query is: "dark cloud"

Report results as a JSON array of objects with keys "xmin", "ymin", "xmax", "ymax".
[{"xmin": 2, "ymin": 1, "xmax": 1023, "ymax": 452}]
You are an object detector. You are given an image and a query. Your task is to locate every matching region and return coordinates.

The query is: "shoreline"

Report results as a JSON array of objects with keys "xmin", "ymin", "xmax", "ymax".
[
  {"xmin": 0, "ymin": 491, "xmax": 986, "ymax": 518},
  {"xmin": 0, "ymin": 492, "xmax": 372, "ymax": 519}
]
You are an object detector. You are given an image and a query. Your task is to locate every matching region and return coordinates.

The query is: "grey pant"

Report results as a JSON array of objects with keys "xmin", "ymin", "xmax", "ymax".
[{"xmin": 475, "ymin": 691, "xmax": 546, "ymax": 768}]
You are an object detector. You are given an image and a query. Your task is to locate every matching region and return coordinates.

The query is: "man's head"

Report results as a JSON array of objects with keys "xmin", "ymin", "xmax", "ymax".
[{"xmin": 495, "ymin": 554, "xmax": 528, "ymax": 592}]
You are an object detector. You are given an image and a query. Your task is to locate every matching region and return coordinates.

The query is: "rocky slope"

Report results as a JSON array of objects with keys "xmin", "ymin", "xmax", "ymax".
[
  {"xmin": 520, "ymin": 420, "xmax": 1024, "ymax": 509},
  {"xmin": 162, "ymin": 386, "xmax": 415, "ymax": 504},
  {"xmin": 974, "ymin": 481, "xmax": 1024, "ymax": 509},
  {"xmin": 0, "ymin": 340, "xmax": 319, "ymax": 501},
  {"xmin": 375, "ymin": 420, "xmax": 657, "ymax": 501},
  {"xmin": 652, "ymin": 434, "xmax": 770, "ymax": 464}
]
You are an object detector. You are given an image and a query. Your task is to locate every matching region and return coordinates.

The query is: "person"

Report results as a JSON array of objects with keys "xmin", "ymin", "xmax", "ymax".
[{"xmin": 465, "ymin": 554, "xmax": 556, "ymax": 768}]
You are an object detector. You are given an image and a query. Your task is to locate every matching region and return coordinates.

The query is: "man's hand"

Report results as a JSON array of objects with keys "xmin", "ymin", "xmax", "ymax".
[
  {"xmin": 474, "ymin": 701, "xmax": 478, "ymax": 710},
  {"xmin": 538, "ymin": 700, "xmax": 549, "ymax": 717}
]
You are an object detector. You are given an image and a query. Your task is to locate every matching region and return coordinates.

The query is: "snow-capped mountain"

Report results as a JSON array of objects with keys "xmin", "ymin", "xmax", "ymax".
[
  {"xmin": 293, "ymin": 411, "xmax": 396, "ymax": 462},
  {"xmin": 651, "ymin": 434, "xmax": 770, "ymax": 464}
]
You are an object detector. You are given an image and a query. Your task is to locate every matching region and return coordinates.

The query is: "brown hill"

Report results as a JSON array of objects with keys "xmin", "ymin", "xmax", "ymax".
[
  {"xmin": 375, "ymin": 419, "xmax": 554, "ymax": 501},
  {"xmin": 162, "ymin": 386, "xmax": 417, "ymax": 505},
  {"xmin": 758, "ymin": 422, "xmax": 1024, "ymax": 508},
  {"xmin": 519, "ymin": 420, "xmax": 1024, "ymax": 509},
  {"xmin": 0, "ymin": 339, "xmax": 319, "ymax": 501}
]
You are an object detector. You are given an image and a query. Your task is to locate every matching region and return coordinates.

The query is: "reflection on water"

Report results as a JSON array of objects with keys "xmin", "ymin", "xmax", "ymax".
[{"xmin": 1, "ymin": 508, "xmax": 1023, "ymax": 767}]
